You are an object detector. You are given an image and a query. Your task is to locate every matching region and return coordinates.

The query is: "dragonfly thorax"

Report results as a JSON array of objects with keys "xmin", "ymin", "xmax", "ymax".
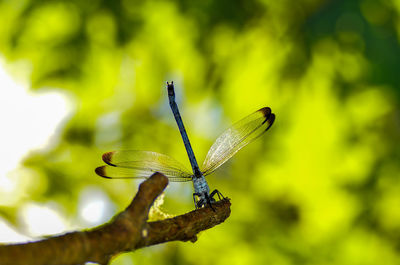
[
  {"xmin": 192, "ymin": 174, "xmax": 214, "ymax": 208},
  {"xmin": 192, "ymin": 174, "xmax": 210, "ymax": 197}
]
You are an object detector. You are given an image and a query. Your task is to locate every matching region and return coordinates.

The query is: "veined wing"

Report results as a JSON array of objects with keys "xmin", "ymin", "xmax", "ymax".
[
  {"xmin": 201, "ymin": 107, "xmax": 275, "ymax": 176},
  {"xmin": 95, "ymin": 150, "xmax": 193, "ymax": 182}
]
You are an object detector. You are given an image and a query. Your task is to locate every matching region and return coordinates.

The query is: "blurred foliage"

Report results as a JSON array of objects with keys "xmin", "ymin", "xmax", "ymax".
[{"xmin": 1, "ymin": 0, "xmax": 400, "ymax": 264}]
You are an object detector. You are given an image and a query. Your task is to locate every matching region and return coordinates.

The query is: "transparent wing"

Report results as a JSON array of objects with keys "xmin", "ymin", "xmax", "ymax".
[
  {"xmin": 95, "ymin": 150, "xmax": 193, "ymax": 182},
  {"xmin": 201, "ymin": 107, "xmax": 275, "ymax": 176}
]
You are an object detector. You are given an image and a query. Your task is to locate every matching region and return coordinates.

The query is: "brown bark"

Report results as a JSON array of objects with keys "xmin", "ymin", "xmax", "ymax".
[{"xmin": 0, "ymin": 173, "xmax": 231, "ymax": 265}]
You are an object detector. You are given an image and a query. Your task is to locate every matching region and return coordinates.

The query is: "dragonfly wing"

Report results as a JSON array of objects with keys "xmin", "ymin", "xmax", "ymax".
[
  {"xmin": 95, "ymin": 150, "xmax": 193, "ymax": 182},
  {"xmin": 201, "ymin": 107, "xmax": 275, "ymax": 176}
]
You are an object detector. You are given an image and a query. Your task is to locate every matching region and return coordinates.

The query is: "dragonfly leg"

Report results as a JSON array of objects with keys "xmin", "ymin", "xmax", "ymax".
[
  {"xmin": 193, "ymin": 190, "xmax": 225, "ymax": 209},
  {"xmin": 205, "ymin": 192, "xmax": 217, "ymax": 212},
  {"xmin": 205, "ymin": 190, "xmax": 225, "ymax": 212},
  {"xmin": 209, "ymin": 189, "xmax": 225, "ymax": 201},
  {"xmin": 193, "ymin": 192, "xmax": 205, "ymax": 209},
  {"xmin": 193, "ymin": 193, "xmax": 198, "ymax": 209}
]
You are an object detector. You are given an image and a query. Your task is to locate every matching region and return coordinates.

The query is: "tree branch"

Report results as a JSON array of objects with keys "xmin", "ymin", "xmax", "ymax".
[{"xmin": 0, "ymin": 173, "xmax": 231, "ymax": 265}]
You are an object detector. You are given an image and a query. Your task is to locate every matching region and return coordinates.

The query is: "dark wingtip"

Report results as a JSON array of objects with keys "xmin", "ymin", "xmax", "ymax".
[
  {"xmin": 102, "ymin": 151, "xmax": 116, "ymax": 166},
  {"xmin": 258, "ymin": 107, "xmax": 272, "ymax": 118},
  {"xmin": 258, "ymin": 107, "xmax": 275, "ymax": 126},
  {"xmin": 268, "ymin": 113, "xmax": 275, "ymax": 125},
  {"xmin": 95, "ymin": 166, "xmax": 112, "ymax": 179},
  {"xmin": 265, "ymin": 113, "xmax": 275, "ymax": 130}
]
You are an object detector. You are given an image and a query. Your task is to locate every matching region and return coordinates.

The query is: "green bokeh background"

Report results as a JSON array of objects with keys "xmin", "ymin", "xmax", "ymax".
[{"xmin": 1, "ymin": 0, "xmax": 400, "ymax": 264}]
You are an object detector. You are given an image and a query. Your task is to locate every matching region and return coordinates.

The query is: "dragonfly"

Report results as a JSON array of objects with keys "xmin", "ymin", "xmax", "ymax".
[{"xmin": 95, "ymin": 82, "xmax": 275, "ymax": 208}]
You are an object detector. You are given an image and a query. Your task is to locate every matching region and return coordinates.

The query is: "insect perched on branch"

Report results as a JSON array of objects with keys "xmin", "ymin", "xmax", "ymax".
[{"xmin": 96, "ymin": 82, "xmax": 275, "ymax": 209}]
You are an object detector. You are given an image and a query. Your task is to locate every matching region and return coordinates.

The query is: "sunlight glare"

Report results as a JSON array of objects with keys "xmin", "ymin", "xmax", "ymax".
[
  {"xmin": 0, "ymin": 59, "xmax": 73, "ymax": 206},
  {"xmin": 19, "ymin": 202, "xmax": 68, "ymax": 237},
  {"xmin": 0, "ymin": 218, "xmax": 32, "ymax": 243},
  {"xmin": 78, "ymin": 187, "xmax": 114, "ymax": 226}
]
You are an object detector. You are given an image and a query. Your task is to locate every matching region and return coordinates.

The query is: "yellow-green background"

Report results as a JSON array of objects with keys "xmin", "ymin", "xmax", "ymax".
[{"xmin": 1, "ymin": 0, "xmax": 400, "ymax": 264}]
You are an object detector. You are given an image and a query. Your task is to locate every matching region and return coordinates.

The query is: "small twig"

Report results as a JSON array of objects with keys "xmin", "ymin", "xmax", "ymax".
[
  {"xmin": 138, "ymin": 198, "xmax": 231, "ymax": 247},
  {"xmin": 0, "ymin": 173, "xmax": 231, "ymax": 265}
]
